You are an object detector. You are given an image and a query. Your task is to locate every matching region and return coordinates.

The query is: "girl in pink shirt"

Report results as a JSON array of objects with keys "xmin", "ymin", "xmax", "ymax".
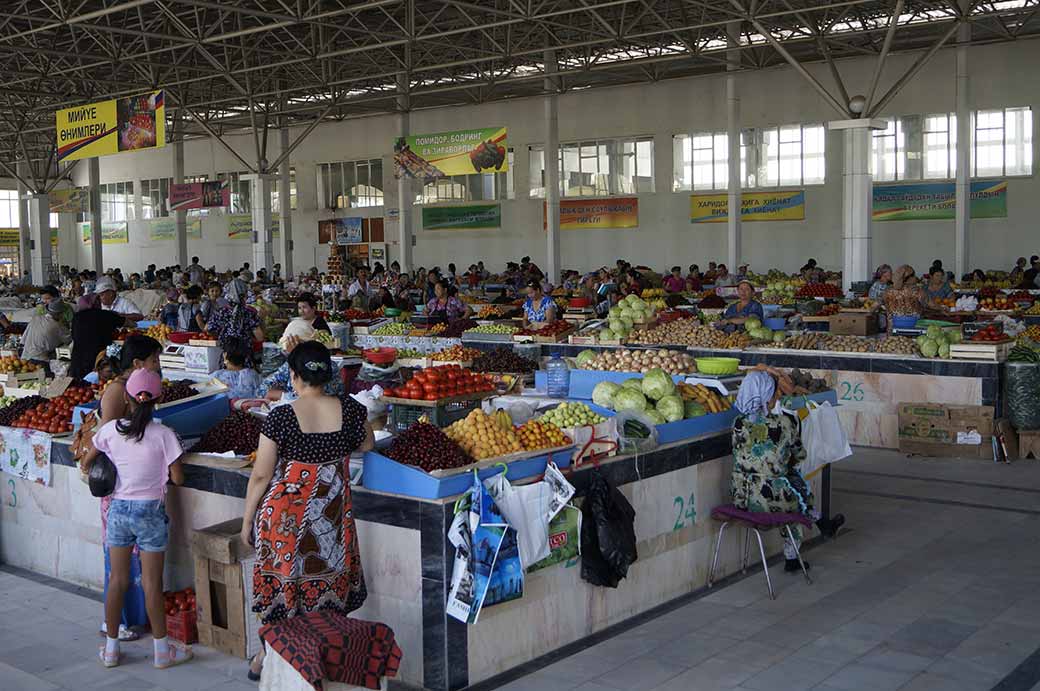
[{"xmin": 81, "ymin": 368, "xmax": 191, "ymax": 670}]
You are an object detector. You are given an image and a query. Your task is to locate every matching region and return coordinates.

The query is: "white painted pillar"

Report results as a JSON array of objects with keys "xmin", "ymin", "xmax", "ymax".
[
  {"xmin": 726, "ymin": 22, "xmax": 742, "ymax": 271},
  {"xmin": 396, "ymin": 75, "xmax": 414, "ymax": 273},
  {"xmin": 829, "ymin": 119, "xmax": 886, "ymax": 291},
  {"xmin": 954, "ymin": 10, "xmax": 971, "ymax": 278},
  {"xmin": 544, "ymin": 48, "xmax": 561, "ymax": 283},
  {"xmin": 27, "ymin": 193, "xmax": 52, "ymax": 285},
  {"xmin": 279, "ymin": 126, "xmax": 294, "ymax": 280},
  {"xmin": 173, "ymin": 138, "xmax": 188, "ymax": 268},
  {"xmin": 88, "ymin": 157, "xmax": 103, "ymax": 275},
  {"xmin": 16, "ymin": 162, "xmax": 30, "ymax": 278},
  {"xmin": 246, "ymin": 173, "xmax": 274, "ymax": 273}
]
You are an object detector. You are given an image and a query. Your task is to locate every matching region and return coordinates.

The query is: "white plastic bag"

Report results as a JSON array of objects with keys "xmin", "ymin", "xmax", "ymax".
[
  {"xmin": 800, "ymin": 400, "xmax": 852, "ymax": 477},
  {"xmin": 483, "ymin": 462, "xmax": 575, "ymax": 568},
  {"xmin": 614, "ymin": 409, "xmax": 660, "ymax": 454}
]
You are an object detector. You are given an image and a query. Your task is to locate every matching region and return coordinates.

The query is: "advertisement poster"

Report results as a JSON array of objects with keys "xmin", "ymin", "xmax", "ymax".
[
  {"xmin": 546, "ymin": 198, "xmax": 639, "ymax": 230},
  {"xmin": 79, "ymin": 221, "xmax": 129, "ymax": 244},
  {"xmin": 187, "ymin": 218, "xmax": 202, "ymax": 239},
  {"xmin": 56, "ymin": 90, "xmax": 165, "ymax": 162},
  {"xmin": 394, "ymin": 127, "xmax": 507, "ymax": 179},
  {"xmin": 48, "ymin": 187, "xmax": 90, "ymax": 214},
  {"xmin": 318, "ymin": 218, "xmax": 363, "ymax": 244},
  {"xmin": 422, "ymin": 204, "xmax": 501, "ymax": 231},
  {"xmin": 227, "ymin": 214, "xmax": 252, "ymax": 240},
  {"xmin": 690, "ymin": 191, "xmax": 806, "ymax": 223},
  {"xmin": 169, "ymin": 180, "xmax": 230, "ymax": 211},
  {"xmin": 872, "ymin": 180, "xmax": 1007, "ymax": 221},
  {"xmin": 149, "ymin": 219, "xmax": 175, "ymax": 241}
]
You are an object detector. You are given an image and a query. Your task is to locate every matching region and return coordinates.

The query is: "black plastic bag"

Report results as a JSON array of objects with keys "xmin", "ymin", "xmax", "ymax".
[
  {"xmin": 580, "ymin": 470, "xmax": 637, "ymax": 588},
  {"xmin": 88, "ymin": 453, "xmax": 118, "ymax": 498}
]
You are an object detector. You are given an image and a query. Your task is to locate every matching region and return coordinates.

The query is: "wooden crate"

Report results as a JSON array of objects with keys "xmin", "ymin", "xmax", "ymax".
[
  {"xmin": 949, "ymin": 341, "xmax": 1011, "ymax": 362},
  {"xmin": 192, "ymin": 518, "xmax": 253, "ymax": 660}
]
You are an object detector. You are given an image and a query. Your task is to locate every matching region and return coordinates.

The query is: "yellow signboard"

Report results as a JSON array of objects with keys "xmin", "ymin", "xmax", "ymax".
[
  {"xmin": 0, "ymin": 229, "xmax": 57, "ymax": 247},
  {"xmin": 56, "ymin": 91, "xmax": 165, "ymax": 163},
  {"xmin": 690, "ymin": 191, "xmax": 805, "ymax": 223}
]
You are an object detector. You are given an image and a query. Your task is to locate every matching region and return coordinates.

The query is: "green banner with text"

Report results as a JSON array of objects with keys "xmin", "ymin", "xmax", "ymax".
[{"xmin": 422, "ymin": 204, "xmax": 501, "ymax": 230}]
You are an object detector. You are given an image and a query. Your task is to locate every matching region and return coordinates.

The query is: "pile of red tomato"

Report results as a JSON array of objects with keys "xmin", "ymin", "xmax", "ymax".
[
  {"xmin": 164, "ymin": 588, "xmax": 196, "ymax": 616},
  {"xmin": 385, "ymin": 365, "xmax": 495, "ymax": 401},
  {"xmin": 11, "ymin": 385, "xmax": 97, "ymax": 433},
  {"xmin": 969, "ymin": 324, "xmax": 1008, "ymax": 342}
]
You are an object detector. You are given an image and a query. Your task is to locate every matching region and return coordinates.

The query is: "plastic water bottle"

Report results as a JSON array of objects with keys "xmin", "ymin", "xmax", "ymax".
[{"xmin": 546, "ymin": 350, "xmax": 570, "ymax": 398}]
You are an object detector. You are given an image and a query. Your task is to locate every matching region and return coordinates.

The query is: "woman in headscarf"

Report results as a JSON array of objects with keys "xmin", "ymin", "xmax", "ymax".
[
  {"xmin": 206, "ymin": 278, "xmax": 264, "ymax": 356},
  {"xmin": 883, "ymin": 265, "xmax": 924, "ymax": 334},
  {"xmin": 868, "ymin": 264, "xmax": 893, "ymax": 301},
  {"xmin": 730, "ymin": 368, "xmax": 843, "ymax": 573}
]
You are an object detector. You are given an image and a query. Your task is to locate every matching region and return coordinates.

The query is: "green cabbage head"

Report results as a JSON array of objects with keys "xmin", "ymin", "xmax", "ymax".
[
  {"xmin": 656, "ymin": 394, "xmax": 685, "ymax": 422},
  {"xmin": 641, "ymin": 368, "xmax": 676, "ymax": 401},
  {"xmin": 612, "ymin": 387, "xmax": 648, "ymax": 412},
  {"xmin": 591, "ymin": 381, "xmax": 621, "ymax": 409}
]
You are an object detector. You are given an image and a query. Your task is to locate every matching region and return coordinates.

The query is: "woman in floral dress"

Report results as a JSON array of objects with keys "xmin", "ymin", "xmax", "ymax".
[{"xmin": 240, "ymin": 341, "xmax": 375, "ymax": 679}]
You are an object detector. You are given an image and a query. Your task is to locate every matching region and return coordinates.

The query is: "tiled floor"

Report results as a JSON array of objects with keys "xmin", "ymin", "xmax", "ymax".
[{"xmin": 3, "ymin": 448, "xmax": 1040, "ymax": 690}]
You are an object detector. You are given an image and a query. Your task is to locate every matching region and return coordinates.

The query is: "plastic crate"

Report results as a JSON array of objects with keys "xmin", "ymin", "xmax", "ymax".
[
  {"xmin": 389, "ymin": 398, "xmax": 482, "ymax": 431},
  {"xmin": 167, "ymin": 608, "xmax": 198, "ymax": 644}
]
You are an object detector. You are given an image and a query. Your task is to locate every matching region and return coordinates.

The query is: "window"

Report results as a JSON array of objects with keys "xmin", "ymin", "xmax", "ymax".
[
  {"xmin": 529, "ymin": 137, "xmax": 654, "ymax": 198},
  {"xmin": 672, "ymin": 123, "xmax": 824, "ymax": 191},
  {"xmin": 318, "ymin": 159, "xmax": 384, "ymax": 209},
  {"xmin": 217, "ymin": 171, "xmax": 251, "ymax": 213},
  {"xmin": 99, "ymin": 181, "xmax": 134, "ymax": 222},
  {"xmin": 0, "ymin": 190, "xmax": 18, "ymax": 227},
  {"xmin": 271, "ymin": 167, "xmax": 297, "ymax": 213},
  {"xmin": 873, "ymin": 107, "xmax": 1032, "ymax": 180},
  {"xmin": 418, "ymin": 150, "xmax": 514, "ymax": 204},
  {"xmin": 141, "ymin": 178, "xmax": 171, "ymax": 218}
]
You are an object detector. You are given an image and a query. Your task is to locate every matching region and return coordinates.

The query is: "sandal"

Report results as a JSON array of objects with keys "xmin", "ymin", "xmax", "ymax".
[
  {"xmin": 98, "ymin": 623, "xmax": 140, "ymax": 642},
  {"xmin": 154, "ymin": 644, "xmax": 194, "ymax": 669},
  {"xmin": 98, "ymin": 647, "xmax": 121, "ymax": 669},
  {"xmin": 247, "ymin": 653, "xmax": 263, "ymax": 681}
]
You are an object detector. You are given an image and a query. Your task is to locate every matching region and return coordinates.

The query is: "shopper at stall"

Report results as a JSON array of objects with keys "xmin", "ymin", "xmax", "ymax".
[
  {"xmin": 159, "ymin": 289, "xmax": 181, "ymax": 329},
  {"xmin": 721, "ymin": 281, "xmax": 765, "ymax": 325},
  {"xmin": 84, "ymin": 353, "xmax": 116, "ymax": 385},
  {"xmin": 187, "ymin": 256, "xmax": 205, "ymax": 286},
  {"xmin": 426, "ymin": 280, "xmax": 471, "ymax": 322},
  {"xmin": 346, "ymin": 267, "xmax": 377, "ymax": 310},
  {"xmin": 868, "ymin": 265, "xmax": 893, "ymax": 301},
  {"xmin": 21, "ymin": 299, "xmax": 70, "ymax": 371},
  {"xmin": 923, "ymin": 266, "xmax": 953, "ymax": 305},
  {"xmin": 259, "ymin": 325, "xmax": 345, "ymax": 401},
  {"xmin": 95, "ymin": 276, "xmax": 144, "ymax": 320},
  {"xmin": 213, "ymin": 348, "xmax": 261, "ymax": 399},
  {"xmin": 80, "ymin": 368, "xmax": 190, "ymax": 670},
  {"xmin": 522, "ymin": 277, "xmax": 557, "ymax": 328},
  {"xmin": 207, "ymin": 278, "xmax": 264, "ymax": 356},
  {"xmin": 70, "ymin": 293, "xmax": 135, "ymax": 379},
  {"xmin": 197, "ymin": 282, "xmax": 228, "ymax": 331},
  {"xmin": 884, "ymin": 265, "xmax": 925, "ymax": 333},
  {"xmin": 715, "ymin": 264, "xmax": 737, "ymax": 287},
  {"xmin": 663, "ymin": 266, "xmax": 686, "ymax": 293},
  {"xmin": 241, "ymin": 341, "xmax": 374, "ymax": 680},
  {"xmin": 296, "ymin": 292, "xmax": 330, "ymax": 332}
]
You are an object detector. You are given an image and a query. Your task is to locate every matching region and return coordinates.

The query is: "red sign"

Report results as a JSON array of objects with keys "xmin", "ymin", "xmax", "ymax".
[{"xmin": 169, "ymin": 181, "xmax": 229, "ymax": 211}]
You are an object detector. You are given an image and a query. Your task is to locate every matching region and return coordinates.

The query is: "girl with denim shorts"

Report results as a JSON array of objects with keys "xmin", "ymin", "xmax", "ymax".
[{"xmin": 80, "ymin": 368, "xmax": 191, "ymax": 669}]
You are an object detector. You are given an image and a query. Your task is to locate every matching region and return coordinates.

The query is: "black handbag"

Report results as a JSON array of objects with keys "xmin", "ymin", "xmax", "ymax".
[{"xmin": 88, "ymin": 453, "xmax": 118, "ymax": 498}]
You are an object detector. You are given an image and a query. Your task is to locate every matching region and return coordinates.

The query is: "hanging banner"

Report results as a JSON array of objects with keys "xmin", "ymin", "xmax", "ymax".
[
  {"xmin": 0, "ymin": 229, "xmax": 57, "ymax": 247},
  {"xmin": 0, "ymin": 427, "xmax": 52, "ymax": 486},
  {"xmin": 545, "ymin": 198, "xmax": 639, "ymax": 230},
  {"xmin": 318, "ymin": 218, "xmax": 364, "ymax": 244},
  {"xmin": 394, "ymin": 127, "xmax": 507, "ymax": 179},
  {"xmin": 149, "ymin": 219, "xmax": 176, "ymax": 241},
  {"xmin": 187, "ymin": 218, "xmax": 202, "ymax": 239},
  {"xmin": 872, "ymin": 180, "xmax": 1007, "ymax": 221},
  {"xmin": 48, "ymin": 187, "xmax": 90, "ymax": 214},
  {"xmin": 169, "ymin": 180, "xmax": 230, "ymax": 211},
  {"xmin": 56, "ymin": 91, "xmax": 165, "ymax": 163},
  {"xmin": 227, "ymin": 214, "xmax": 252, "ymax": 240},
  {"xmin": 422, "ymin": 204, "xmax": 501, "ymax": 231},
  {"xmin": 690, "ymin": 191, "xmax": 805, "ymax": 223},
  {"xmin": 79, "ymin": 221, "xmax": 129, "ymax": 244}
]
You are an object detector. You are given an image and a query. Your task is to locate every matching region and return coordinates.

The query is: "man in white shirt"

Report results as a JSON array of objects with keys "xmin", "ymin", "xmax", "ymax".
[
  {"xmin": 345, "ymin": 267, "xmax": 375, "ymax": 309},
  {"xmin": 21, "ymin": 299, "xmax": 70, "ymax": 369},
  {"xmin": 95, "ymin": 276, "xmax": 144, "ymax": 320},
  {"xmin": 187, "ymin": 256, "xmax": 205, "ymax": 286}
]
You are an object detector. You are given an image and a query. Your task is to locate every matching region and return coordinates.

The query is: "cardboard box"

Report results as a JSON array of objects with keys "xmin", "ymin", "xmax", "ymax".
[
  {"xmin": 1018, "ymin": 430, "xmax": 1040, "ymax": 460},
  {"xmin": 830, "ymin": 312, "xmax": 879, "ymax": 336},
  {"xmin": 192, "ymin": 518, "xmax": 255, "ymax": 660},
  {"xmin": 897, "ymin": 402, "xmax": 995, "ymax": 458}
]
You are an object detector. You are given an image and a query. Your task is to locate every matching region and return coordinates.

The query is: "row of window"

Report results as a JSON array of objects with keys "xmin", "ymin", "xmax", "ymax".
[{"xmin": 0, "ymin": 190, "xmax": 59, "ymax": 228}]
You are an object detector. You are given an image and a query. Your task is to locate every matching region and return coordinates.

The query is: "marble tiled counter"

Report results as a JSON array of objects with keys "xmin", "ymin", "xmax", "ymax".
[{"xmin": 0, "ymin": 429, "xmax": 803, "ymax": 691}]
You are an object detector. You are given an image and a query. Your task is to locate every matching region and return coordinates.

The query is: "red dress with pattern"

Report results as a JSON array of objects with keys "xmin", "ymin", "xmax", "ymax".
[{"xmin": 253, "ymin": 396, "xmax": 368, "ymax": 625}]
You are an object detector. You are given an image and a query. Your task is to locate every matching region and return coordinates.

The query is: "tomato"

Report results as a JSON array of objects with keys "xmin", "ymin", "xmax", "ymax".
[{"xmin": 423, "ymin": 392, "xmax": 437, "ymax": 400}]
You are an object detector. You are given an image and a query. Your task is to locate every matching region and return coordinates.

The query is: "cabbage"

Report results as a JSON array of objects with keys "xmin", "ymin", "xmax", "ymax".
[
  {"xmin": 641, "ymin": 368, "xmax": 676, "ymax": 401},
  {"xmin": 773, "ymin": 331, "xmax": 786, "ymax": 344},
  {"xmin": 926, "ymin": 325, "xmax": 943, "ymax": 341},
  {"xmin": 622, "ymin": 378, "xmax": 643, "ymax": 392},
  {"xmin": 620, "ymin": 315, "xmax": 634, "ymax": 329},
  {"xmin": 599, "ymin": 328, "xmax": 616, "ymax": 341},
  {"xmin": 608, "ymin": 306, "xmax": 623, "ymax": 319},
  {"xmin": 608, "ymin": 319, "xmax": 623, "ymax": 333},
  {"xmin": 592, "ymin": 381, "xmax": 621, "ymax": 409},
  {"xmin": 946, "ymin": 330, "xmax": 962, "ymax": 344},
  {"xmin": 576, "ymin": 349, "xmax": 597, "ymax": 367},
  {"xmin": 938, "ymin": 342, "xmax": 951, "ymax": 359},
  {"xmin": 916, "ymin": 335, "xmax": 929, "ymax": 349},
  {"xmin": 613, "ymin": 387, "xmax": 648, "ymax": 412},
  {"xmin": 656, "ymin": 394, "xmax": 685, "ymax": 422},
  {"xmin": 920, "ymin": 338, "xmax": 939, "ymax": 358},
  {"xmin": 643, "ymin": 409, "xmax": 666, "ymax": 425},
  {"xmin": 684, "ymin": 401, "xmax": 707, "ymax": 418},
  {"xmin": 745, "ymin": 316, "xmax": 762, "ymax": 331},
  {"xmin": 624, "ymin": 294, "xmax": 641, "ymax": 307},
  {"xmin": 620, "ymin": 307, "xmax": 636, "ymax": 320}
]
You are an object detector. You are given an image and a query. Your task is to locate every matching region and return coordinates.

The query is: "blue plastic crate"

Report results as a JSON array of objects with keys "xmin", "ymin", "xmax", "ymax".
[
  {"xmin": 73, "ymin": 393, "xmax": 231, "ymax": 438},
  {"xmin": 764, "ymin": 317, "xmax": 786, "ymax": 331},
  {"xmin": 534, "ymin": 369, "xmax": 686, "ymax": 399},
  {"xmin": 136, "ymin": 320, "xmax": 159, "ymax": 328},
  {"xmin": 362, "ymin": 446, "xmax": 574, "ymax": 499}
]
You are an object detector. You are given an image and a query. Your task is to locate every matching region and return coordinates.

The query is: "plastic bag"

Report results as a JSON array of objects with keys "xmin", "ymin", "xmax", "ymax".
[
  {"xmin": 350, "ymin": 385, "xmax": 387, "ymax": 422},
  {"xmin": 613, "ymin": 409, "xmax": 660, "ymax": 454},
  {"xmin": 800, "ymin": 400, "xmax": 852, "ymax": 477},
  {"xmin": 580, "ymin": 470, "xmax": 637, "ymax": 588},
  {"xmin": 483, "ymin": 462, "xmax": 575, "ymax": 568},
  {"xmin": 88, "ymin": 452, "xmax": 118, "ymax": 498},
  {"xmin": 529, "ymin": 505, "xmax": 582, "ymax": 572}
]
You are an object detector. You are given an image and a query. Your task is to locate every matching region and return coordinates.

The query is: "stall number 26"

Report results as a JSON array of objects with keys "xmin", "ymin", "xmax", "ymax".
[
  {"xmin": 673, "ymin": 494, "xmax": 696, "ymax": 531},
  {"xmin": 838, "ymin": 381, "xmax": 866, "ymax": 402}
]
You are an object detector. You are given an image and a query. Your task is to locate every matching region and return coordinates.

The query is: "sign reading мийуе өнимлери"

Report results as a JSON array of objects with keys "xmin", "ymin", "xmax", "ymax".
[
  {"xmin": 56, "ymin": 91, "xmax": 165, "ymax": 162},
  {"xmin": 394, "ymin": 127, "xmax": 508, "ymax": 179},
  {"xmin": 872, "ymin": 180, "xmax": 1007, "ymax": 221}
]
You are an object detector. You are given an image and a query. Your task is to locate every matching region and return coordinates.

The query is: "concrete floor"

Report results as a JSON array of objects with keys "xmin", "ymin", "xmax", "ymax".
[{"xmin": 3, "ymin": 447, "xmax": 1040, "ymax": 690}]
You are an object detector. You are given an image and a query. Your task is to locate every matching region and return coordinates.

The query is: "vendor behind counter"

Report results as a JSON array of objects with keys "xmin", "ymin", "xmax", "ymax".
[{"xmin": 721, "ymin": 281, "xmax": 765, "ymax": 325}]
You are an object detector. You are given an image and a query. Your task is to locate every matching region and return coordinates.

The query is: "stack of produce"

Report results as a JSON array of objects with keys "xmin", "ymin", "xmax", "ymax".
[
  {"xmin": 540, "ymin": 402, "xmax": 608, "ymax": 428},
  {"xmin": 1025, "ymin": 302, "xmax": 1040, "ymax": 316},
  {"xmin": 600, "ymin": 295, "xmax": 660, "ymax": 341},
  {"xmin": 968, "ymin": 324, "xmax": 1006, "ymax": 342},
  {"xmin": 442, "ymin": 319, "xmax": 479, "ymax": 337},
  {"xmin": 159, "ymin": 380, "xmax": 197, "ymax": 404},
  {"xmin": 385, "ymin": 422, "xmax": 473, "ymax": 471},
  {"xmin": 1024, "ymin": 325, "xmax": 1040, "ymax": 342},
  {"xmin": 371, "ymin": 322, "xmax": 410, "ymax": 336},
  {"xmin": 978, "ymin": 294, "xmax": 1014, "ymax": 311},
  {"xmin": 815, "ymin": 304, "xmax": 841, "ymax": 317},
  {"xmin": 386, "ymin": 366, "xmax": 495, "ymax": 400},
  {"xmin": 743, "ymin": 317, "xmax": 784, "ymax": 344},
  {"xmin": 0, "ymin": 357, "xmax": 39, "ymax": 374},
  {"xmin": 718, "ymin": 332, "xmax": 754, "ymax": 349},
  {"xmin": 190, "ymin": 411, "xmax": 261, "ymax": 455},
  {"xmin": 0, "ymin": 395, "xmax": 47, "ymax": 426},
  {"xmin": 795, "ymin": 283, "xmax": 843, "ymax": 299},
  {"xmin": 342, "ymin": 309, "xmax": 378, "ymax": 320},
  {"xmin": 430, "ymin": 346, "xmax": 482, "ymax": 362},
  {"xmin": 410, "ymin": 323, "xmax": 447, "ymax": 336},
  {"xmin": 875, "ymin": 336, "xmax": 918, "ymax": 355},
  {"xmin": 760, "ymin": 279, "xmax": 799, "ymax": 305},
  {"xmin": 470, "ymin": 347, "xmax": 537, "ymax": 373},
  {"xmin": 628, "ymin": 320, "xmax": 724, "ymax": 347},
  {"xmin": 445, "ymin": 410, "xmax": 523, "ymax": 460},
  {"xmin": 697, "ymin": 293, "xmax": 726, "ymax": 308},
  {"xmin": 779, "ymin": 333, "xmax": 823, "ymax": 350},
  {"xmin": 574, "ymin": 348, "xmax": 696, "ymax": 375},
  {"xmin": 590, "ymin": 369, "xmax": 686, "ymax": 424},
  {"xmin": 9, "ymin": 384, "xmax": 95, "ymax": 433},
  {"xmin": 1009, "ymin": 344, "xmax": 1040, "ymax": 363},
  {"xmin": 514, "ymin": 321, "xmax": 573, "ymax": 338},
  {"xmin": 395, "ymin": 348, "xmax": 426, "ymax": 359},
  {"xmin": 677, "ymin": 382, "xmax": 731, "ymax": 415},
  {"xmin": 515, "ymin": 419, "xmax": 571, "ymax": 451},
  {"xmin": 144, "ymin": 324, "xmax": 172, "ymax": 341},
  {"xmin": 463, "ymin": 323, "xmax": 516, "ymax": 336},
  {"xmin": 886, "ymin": 288, "xmax": 924, "ymax": 316},
  {"xmin": 818, "ymin": 335, "xmax": 875, "ymax": 353},
  {"xmin": 0, "ymin": 394, "xmax": 14, "ymax": 409}
]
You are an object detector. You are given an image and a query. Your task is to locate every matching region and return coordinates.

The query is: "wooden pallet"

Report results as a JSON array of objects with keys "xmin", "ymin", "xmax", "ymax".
[{"xmin": 949, "ymin": 341, "xmax": 1011, "ymax": 362}]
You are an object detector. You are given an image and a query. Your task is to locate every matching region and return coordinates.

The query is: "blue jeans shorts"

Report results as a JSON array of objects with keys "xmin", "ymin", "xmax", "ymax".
[{"xmin": 106, "ymin": 499, "xmax": 169, "ymax": 552}]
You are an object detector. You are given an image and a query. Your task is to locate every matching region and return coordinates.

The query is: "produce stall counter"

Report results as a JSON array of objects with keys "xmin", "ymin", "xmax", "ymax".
[{"xmin": 2, "ymin": 424, "xmax": 812, "ymax": 691}]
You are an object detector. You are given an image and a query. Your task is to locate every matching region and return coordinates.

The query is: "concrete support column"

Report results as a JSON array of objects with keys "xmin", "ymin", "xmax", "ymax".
[
  {"xmin": 88, "ymin": 157, "xmax": 103, "ymax": 275},
  {"xmin": 173, "ymin": 139, "xmax": 188, "ymax": 268},
  {"xmin": 27, "ymin": 194, "xmax": 52, "ymax": 285},
  {"xmin": 544, "ymin": 49, "xmax": 561, "ymax": 284},
  {"xmin": 726, "ymin": 22, "xmax": 742, "ymax": 272},
  {"xmin": 279, "ymin": 126, "xmax": 294, "ymax": 280},
  {"xmin": 954, "ymin": 9, "xmax": 971, "ymax": 278},
  {"xmin": 246, "ymin": 174, "xmax": 274, "ymax": 273},
  {"xmin": 396, "ymin": 75, "xmax": 414, "ymax": 273},
  {"xmin": 16, "ymin": 162, "xmax": 30, "ymax": 279},
  {"xmin": 829, "ymin": 118, "xmax": 886, "ymax": 291}
]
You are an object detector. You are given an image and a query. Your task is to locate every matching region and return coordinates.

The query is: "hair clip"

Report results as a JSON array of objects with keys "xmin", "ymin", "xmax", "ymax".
[
  {"xmin": 135, "ymin": 391, "xmax": 154, "ymax": 402},
  {"xmin": 305, "ymin": 360, "xmax": 327, "ymax": 371}
]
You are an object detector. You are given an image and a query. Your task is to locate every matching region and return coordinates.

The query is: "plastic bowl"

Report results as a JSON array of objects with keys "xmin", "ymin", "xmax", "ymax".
[
  {"xmin": 384, "ymin": 308, "xmax": 402, "ymax": 317},
  {"xmin": 363, "ymin": 347, "xmax": 398, "ymax": 365},
  {"xmin": 569, "ymin": 297, "xmax": 591, "ymax": 308},
  {"xmin": 168, "ymin": 331, "xmax": 196, "ymax": 344},
  {"xmin": 695, "ymin": 357, "xmax": 741, "ymax": 375}
]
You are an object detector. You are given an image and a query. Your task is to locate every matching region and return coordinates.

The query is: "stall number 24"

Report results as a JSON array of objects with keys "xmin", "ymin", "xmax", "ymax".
[{"xmin": 673, "ymin": 494, "xmax": 696, "ymax": 531}]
